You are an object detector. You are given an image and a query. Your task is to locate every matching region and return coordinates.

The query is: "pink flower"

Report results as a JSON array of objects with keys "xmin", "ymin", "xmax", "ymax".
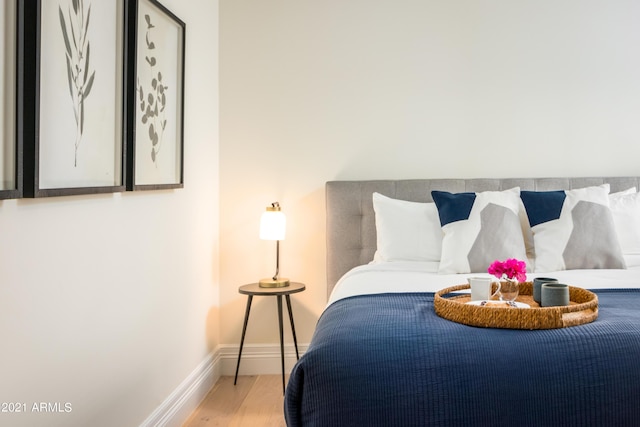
[{"xmin": 488, "ymin": 258, "xmax": 527, "ymax": 282}]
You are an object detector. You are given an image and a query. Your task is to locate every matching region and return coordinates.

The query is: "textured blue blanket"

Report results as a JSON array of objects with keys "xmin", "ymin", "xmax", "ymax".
[{"xmin": 285, "ymin": 290, "xmax": 640, "ymax": 426}]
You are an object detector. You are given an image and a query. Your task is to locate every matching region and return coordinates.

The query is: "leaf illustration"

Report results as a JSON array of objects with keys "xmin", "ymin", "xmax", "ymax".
[
  {"xmin": 61, "ymin": 0, "xmax": 96, "ymax": 167},
  {"xmin": 68, "ymin": 9, "xmax": 78, "ymax": 52},
  {"xmin": 84, "ymin": 71, "xmax": 95, "ymax": 98},
  {"xmin": 58, "ymin": 7, "xmax": 72, "ymax": 57},
  {"xmin": 83, "ymin": 5, "xmax": 92, "ymax": 44},
  {"xmin": 149, "ymin": 123, "xmax": 156, "ymax": 144},
  {"xmin": 145, "ymin": 14, "xmax": 154, "ymax": 29},
  {"xmin": 64, "ymin": 55, "xmax": 74, "ymax": 99},
  {"xmin": 81, "ymin": 35, "xmax": 89, "ymax": 59},
  {"xmin": 80, "ymin": 98, "xmax": 85, "ymax": 134},
  {"xmin": 138, "ymin": 11, "xmax": 168, "ymax": 165},
  {"xmin": 83, "ymin": 43, "xmax": 91, "ymax": 83},
  {"xmin": 145, "ymin": 33, "xmax": 155, "ymax": 50}
]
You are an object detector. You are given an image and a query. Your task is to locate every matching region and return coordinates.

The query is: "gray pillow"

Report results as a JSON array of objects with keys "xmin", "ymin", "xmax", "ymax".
[
  {"xmin": 520, "ymin": 184, "xmax": 626, "ymax": 272},
  {"xmin": 432, "ymin": 187, "xmax": 527, "ymax": 274}
]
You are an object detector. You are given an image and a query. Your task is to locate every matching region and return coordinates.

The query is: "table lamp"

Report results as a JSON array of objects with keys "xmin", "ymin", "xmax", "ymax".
[{"xmin": 259, "ymin": 202, "xmax": 290, "ymax": 287}]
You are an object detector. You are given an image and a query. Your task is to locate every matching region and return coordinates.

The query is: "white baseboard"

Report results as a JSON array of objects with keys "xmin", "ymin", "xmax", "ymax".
[
  {"xmin": 218, "ymin": 343, "xmax": 309, "ymax": 376},
  {"xmin": 139, "ymin": 351, "xmax": 222, "ymax": 427},
  {"xmin": 138, "ymin": 343, "xmax": 308, "ymax": 427}
]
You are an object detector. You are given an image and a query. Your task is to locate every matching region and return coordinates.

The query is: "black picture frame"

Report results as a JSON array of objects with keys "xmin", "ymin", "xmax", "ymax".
[
  {"xmin": 1, "ymin": 0, "xmax": 22, "ymax": 200},
  {"xmin": 125, "ymin": 0, "xmax": 185, "ymax": 191},
  {"xmin": 20, "ymin": 0, "xmax": 126, "ymax": 198}
]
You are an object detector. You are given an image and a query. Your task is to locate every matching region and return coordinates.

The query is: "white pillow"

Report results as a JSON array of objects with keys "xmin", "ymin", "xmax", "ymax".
[
  {"xmin": 521, "ymin": 184, "xmax": 626, "ymax": 272},
  {"xmin": 609, "ymin": 188, "xmax": 640, "ymax": 266},
  {"xmin": 372, "ymin": 193, "xmax": 442, "ymax": 262},
  {"xmin": 431, "ymin": 187, "xmax": 527, "ymax": 274},
  {"xmin": 518, "ymin": 197, "xmax": 535, "ymax": 261},
  {"xmin": 611, "ymin": 187, "xmax": 637, "ymax": 198}
]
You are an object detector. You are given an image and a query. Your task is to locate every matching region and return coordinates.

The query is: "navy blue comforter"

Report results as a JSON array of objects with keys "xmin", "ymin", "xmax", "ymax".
[{"xmin": 284, "ymin": 290, "xmax": 640, "ymax": 426}]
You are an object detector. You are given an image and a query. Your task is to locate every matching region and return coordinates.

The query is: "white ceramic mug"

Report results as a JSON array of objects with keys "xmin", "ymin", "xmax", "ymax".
[{"xmin": 468, "ymin": 277, "xmax": 493, "ymax": 301}]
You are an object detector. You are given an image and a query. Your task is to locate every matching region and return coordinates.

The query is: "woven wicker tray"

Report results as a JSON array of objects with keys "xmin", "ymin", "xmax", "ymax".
[{"xmin": 434, "ymin": 281, "xmax": 598, "ymax": 330}]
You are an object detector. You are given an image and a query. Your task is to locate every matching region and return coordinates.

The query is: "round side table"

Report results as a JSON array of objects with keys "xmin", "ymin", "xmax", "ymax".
[{"xmin": 233, "ymin": 282, "xmax": 306, "ymax": 394}]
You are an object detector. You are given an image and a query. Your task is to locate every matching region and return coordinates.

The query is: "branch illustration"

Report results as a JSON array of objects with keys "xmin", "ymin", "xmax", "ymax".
[
  {"xmin": 137, "ymin": 14, "xmax": 168, "ymax": 164},
  {"xmin": 59, "ymin": 0, "xmax": 95, "ymax": 167}
]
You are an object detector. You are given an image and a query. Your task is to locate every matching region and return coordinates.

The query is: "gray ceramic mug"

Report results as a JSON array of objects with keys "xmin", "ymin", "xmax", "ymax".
[
  {"xmin": 533, "ymin": 277, "xmax": 558, "ymax": 304},
  {"xmin": 541, "ymin": 283, "xmax": 570, "ymax": 307}
]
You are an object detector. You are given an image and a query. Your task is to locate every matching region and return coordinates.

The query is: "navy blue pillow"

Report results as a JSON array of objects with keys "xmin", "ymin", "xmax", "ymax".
[
  {"xmin": 431, "ymin": 191, "xmax": 476, "ymax": 226},
  {"xmin": 520, "ymin": 190, "xmax": 566, "ymax": 227}
]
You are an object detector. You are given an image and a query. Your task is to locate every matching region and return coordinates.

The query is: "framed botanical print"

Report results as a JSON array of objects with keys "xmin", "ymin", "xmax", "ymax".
[
  {"xmin": 126, "ymin": 0, "xmax": 185, "ymax": 191},
  {"xmin": 1, "ymin": 0, "xmax": 21, "ymax": 199},
  {"xmin": 20, "ymin": 0, "xmax": 126, "ymax": 197}
]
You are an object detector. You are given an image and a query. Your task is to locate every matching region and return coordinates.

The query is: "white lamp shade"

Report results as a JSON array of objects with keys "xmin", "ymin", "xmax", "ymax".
[{"xmin": 260, "ymin": 210, "xmax": 286, "ymax": 241}]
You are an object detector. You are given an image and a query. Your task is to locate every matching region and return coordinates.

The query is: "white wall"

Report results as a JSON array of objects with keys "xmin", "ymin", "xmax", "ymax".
[
  {"xmin": 219, "ymin": 0, "xmax": 640, "ymax": 348},
  {"xmin": 0, "ymin": 0, "xmax": 219, "ymax": 426}
]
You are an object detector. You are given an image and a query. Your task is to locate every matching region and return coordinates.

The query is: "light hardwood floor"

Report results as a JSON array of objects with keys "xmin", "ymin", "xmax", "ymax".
[{"xmin": 182, "ymin": 375, "xmax": 287, "ymax": 427}]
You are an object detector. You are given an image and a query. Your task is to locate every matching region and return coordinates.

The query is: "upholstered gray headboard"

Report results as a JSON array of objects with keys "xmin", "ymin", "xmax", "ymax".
[{"xmin": 325, "ymin": 176, "xmax": 640, "ymax": 298}]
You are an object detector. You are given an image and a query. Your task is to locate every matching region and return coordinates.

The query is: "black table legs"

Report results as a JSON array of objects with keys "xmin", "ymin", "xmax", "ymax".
[
  {"xmin": 277, "ymin": 295, "xmax": 285, "ymax": 394},
  {"xmin": 234, "ymin": 294, "xmax": 301, "ymax": 394},
  {"xmin": 234, "ymin": 295, "xmax": 253, "ymax": 385},
  {"xmin": 285, "ymin": 295, "xmax": 300, "ymax": 360}
]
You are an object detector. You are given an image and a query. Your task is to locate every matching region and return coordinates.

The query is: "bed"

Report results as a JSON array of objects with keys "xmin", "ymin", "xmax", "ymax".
[{"xmin": 284, "ymin": 177, "xmax": 640, "ymax": 427}]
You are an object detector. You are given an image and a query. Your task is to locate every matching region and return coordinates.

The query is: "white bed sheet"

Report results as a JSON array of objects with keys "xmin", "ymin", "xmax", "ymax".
[{"xmin": 327, "ymin": 261, "xmax": 640, "ymax": 308}]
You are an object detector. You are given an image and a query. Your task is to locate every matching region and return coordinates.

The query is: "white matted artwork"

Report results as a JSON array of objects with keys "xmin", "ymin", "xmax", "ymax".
[
  {"xmin": 29, "ymin": 0, "xmax": 125, "ymax": 196},
  {"xmin": 129, "ymin": 0, "xmax": 184, "ymax": 190},
  {"xmin": 1, "ymin": 0, "xmax": 18, "ymax": 198}
]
